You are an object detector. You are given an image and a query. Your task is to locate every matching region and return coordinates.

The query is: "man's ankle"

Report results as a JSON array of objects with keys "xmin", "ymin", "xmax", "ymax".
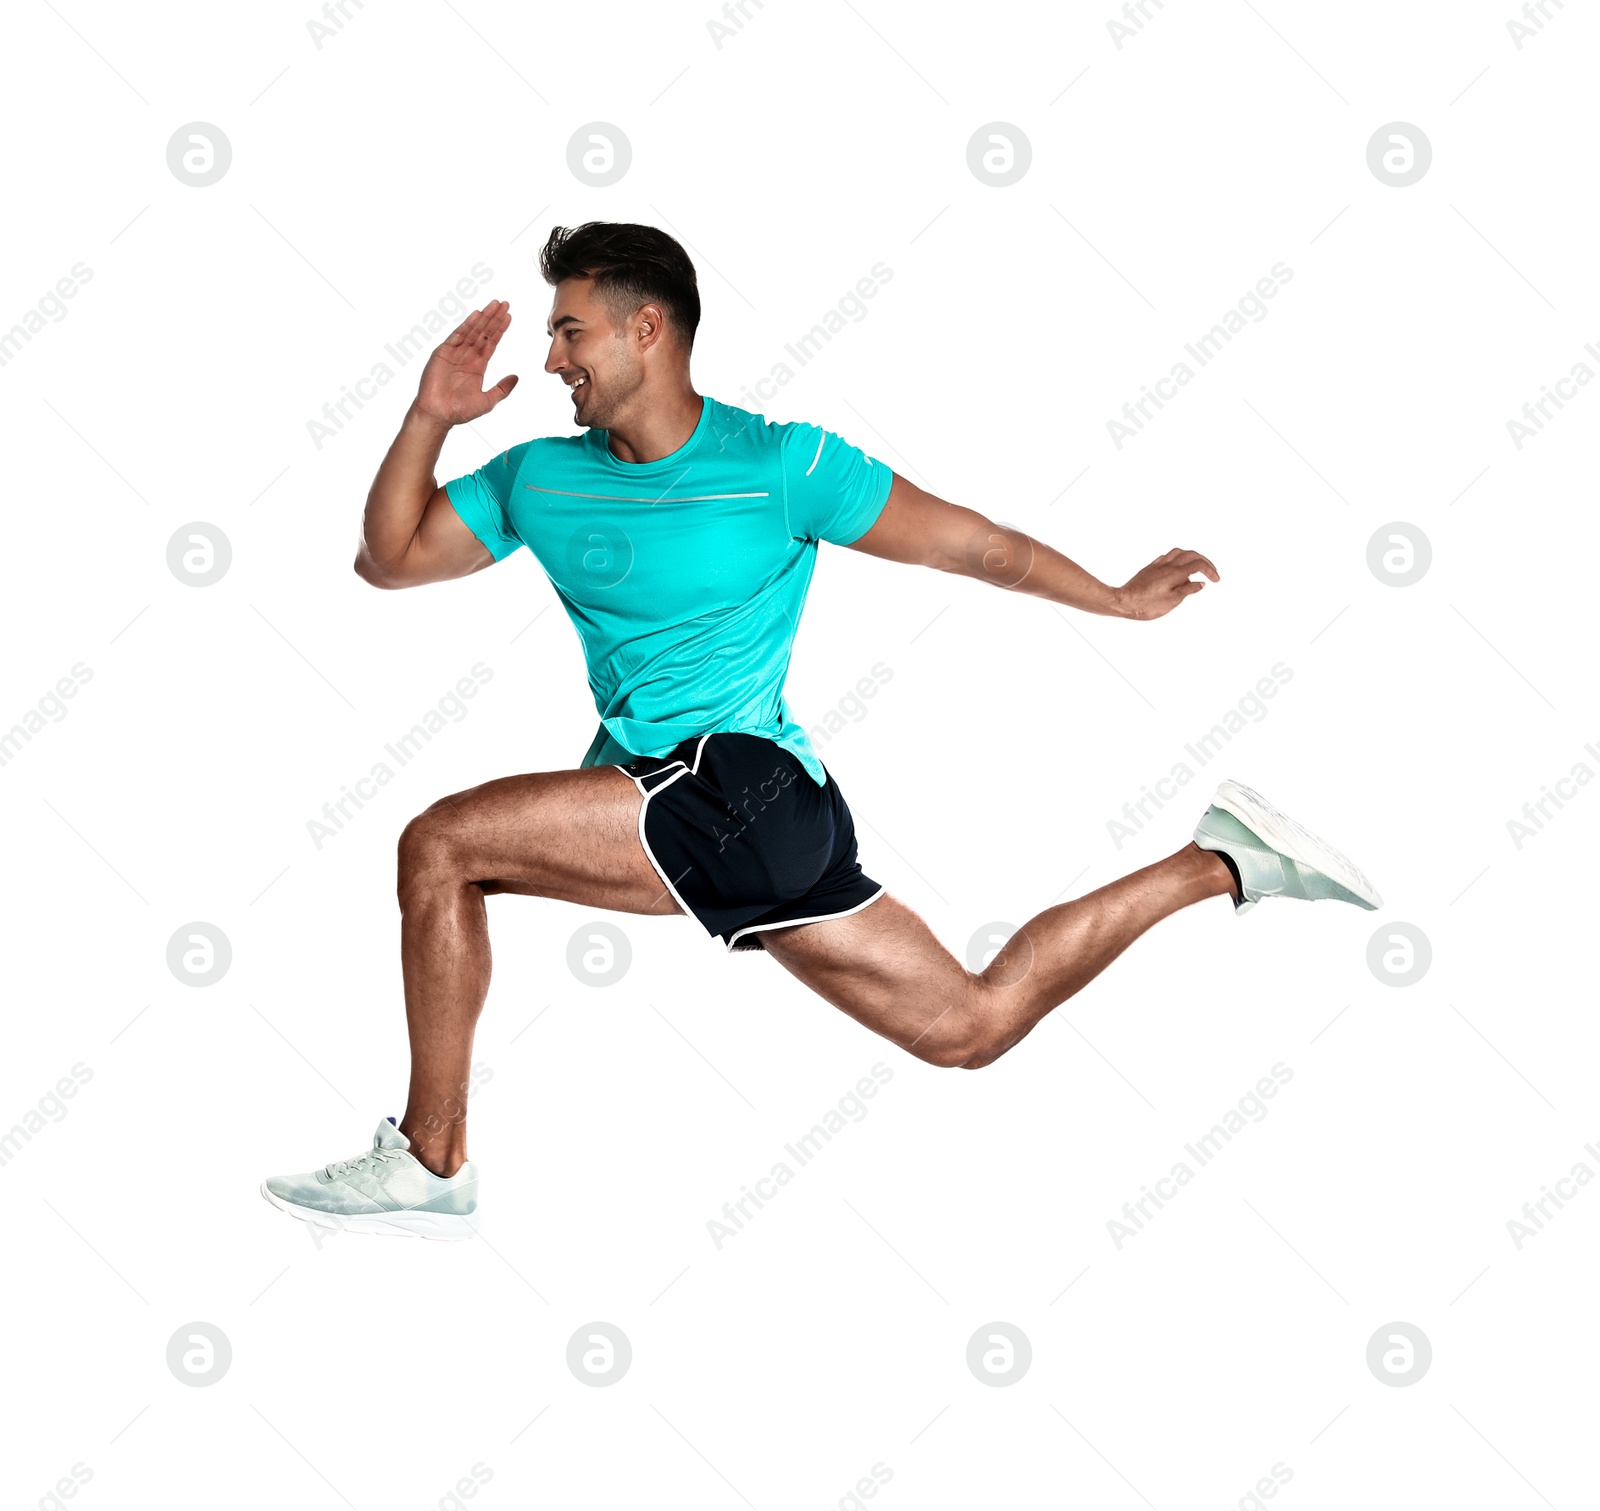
[
  {"xmin": 1186, "ymin": 841, "xmax": 1241, "ymax": 903},
  {"xmin": 399, "ymin": 1123, "xmax": 466, "ymax": 1178}
]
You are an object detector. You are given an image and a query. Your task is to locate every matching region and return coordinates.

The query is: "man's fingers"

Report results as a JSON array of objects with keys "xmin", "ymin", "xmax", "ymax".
[
  {"xmin": 444, "ymin": 303, "xmax": 490, "ymax": 347},
  {"xmin": 1149, "ymin": 547, "xmax": 1218, "ymax": 572},
  {"xmin": 481, "ymin": 300, "xmax": 511, "ymax": 334},
  {"xmin": 445, "ymin": 300, "xmax": 509, "ymax": 351},
  {"xmin": 1151, "ymin": 545, "xmax": 1220, "ymax": 580},
  {"xmin": 469, "ymin": 301, "xmax": 509, "ymax": 349},
  {"xmin": 476, "ymin": 305, "xmax": 514, "ymax": 363},
  {"xmin": 487, "ymin": 373, "xmax": 519, "ymax": 404},
  {"xmin": 1152, "ymin": 552, "xmax": 1216, "ymax": 584}
]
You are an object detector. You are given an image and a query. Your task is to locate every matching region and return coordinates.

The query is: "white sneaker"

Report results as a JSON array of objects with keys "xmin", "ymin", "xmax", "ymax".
[
  {"xmin": 1193, "ymin": 778, "xmax": 1383, "ymax": 916},
  {"xmin": 260, "ymin": 1117, "xmax": 479, "ymax": 1241}
]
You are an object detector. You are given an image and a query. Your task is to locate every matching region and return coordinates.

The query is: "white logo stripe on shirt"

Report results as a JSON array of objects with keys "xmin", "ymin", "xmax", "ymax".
[
  {"xmin": 804, "ymin": 432, "xmax": 827, "ymax": 476},
  {"xmin": 523, "ymin": 485, "xmax": 770, "ymax": 503}
]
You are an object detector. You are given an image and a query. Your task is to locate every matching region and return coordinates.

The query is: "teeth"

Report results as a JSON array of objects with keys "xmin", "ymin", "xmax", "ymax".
[{"xmin": 571, "ymin": 376, "xmax": 587, "ymax": 388}]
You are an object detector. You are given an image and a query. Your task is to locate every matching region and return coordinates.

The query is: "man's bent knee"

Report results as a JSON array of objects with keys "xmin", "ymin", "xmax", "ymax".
[
  {"xmin": 917, "ymin": 1035, "xmax": 1006, "ymax": 1070},
  {"xmin": 397, "ymin": 807, "xmax": 471, "ymax": 887},
  {"xmin": 906, "ymin": 988, "xmax": 1009, "ymax": 1070}
]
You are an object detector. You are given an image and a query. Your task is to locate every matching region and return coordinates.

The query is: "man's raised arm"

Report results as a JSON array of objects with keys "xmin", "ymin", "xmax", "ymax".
[
  {"xmin": 355, "ymin": 300, "xmax": 520, "ymax": 590},
  {"xmin": 845, "ymin": 472, "xmax": 1219, "ymax": 622}
]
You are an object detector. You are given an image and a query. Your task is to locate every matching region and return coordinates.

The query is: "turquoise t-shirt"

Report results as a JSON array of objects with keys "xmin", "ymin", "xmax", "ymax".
[{"xmin": 443, "ymin": 395, "xmax": 894, "ymax": 787}]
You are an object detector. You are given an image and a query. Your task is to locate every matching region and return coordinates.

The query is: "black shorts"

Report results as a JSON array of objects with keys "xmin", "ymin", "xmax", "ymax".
[{"xmin": 616, "ymin": 732, "xmax": 884, "ymax": 952}]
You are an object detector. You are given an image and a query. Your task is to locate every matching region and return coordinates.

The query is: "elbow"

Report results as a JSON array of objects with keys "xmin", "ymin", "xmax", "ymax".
[{"xmin": 354, "ymin": 551, "xmax": 406, "ymax": 590}]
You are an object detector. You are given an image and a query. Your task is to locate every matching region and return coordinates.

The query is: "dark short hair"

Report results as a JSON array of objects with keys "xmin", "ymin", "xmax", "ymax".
[{"xmin": 539, "ymin": 222, "xmax": 701, "ymax": 350}]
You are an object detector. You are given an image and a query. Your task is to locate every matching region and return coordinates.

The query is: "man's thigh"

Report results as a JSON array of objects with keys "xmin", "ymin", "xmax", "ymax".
[
  {"xmin": 759, "ymin": 892, "xmax": 975, "ymax": 1053},
  {"xmin": 405, "ymin": 765, "xmax": 683, "ymax": 916}
]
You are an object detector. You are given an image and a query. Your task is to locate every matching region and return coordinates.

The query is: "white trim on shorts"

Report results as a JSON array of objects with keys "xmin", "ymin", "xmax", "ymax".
[
  {"xmin": 617, "ymin": 735, "xmax": 715, "ymax": 934},
  {"xmin": 723, "ymin": 883, "xmax": 887, "ymax": 953}
]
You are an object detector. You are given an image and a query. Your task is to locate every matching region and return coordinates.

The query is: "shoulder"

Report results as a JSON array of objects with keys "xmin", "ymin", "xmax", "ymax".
[
  {"xmin": 708, "ymin": 400, "xmax": 829, "ymax": 472},
  {"xmin": 524, "ymin": 433, "xmax": 590, "ymax": 458},
  {"xmin": 495, "ymin": 433, "xmax": 587, "ymax": 475},
  {"xmin": 700, "ymin": 397, "xmax": 783, "ymax": 455}
]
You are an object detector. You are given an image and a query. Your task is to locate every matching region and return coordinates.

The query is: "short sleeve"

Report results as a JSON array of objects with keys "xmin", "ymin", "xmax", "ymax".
[
  {"xmin": 782, "ymin": 422, "xmax": 894, "ymax": 546},
  {"xmin": 444, "ymin": 443, "xmax": 528, "ymax": 561}
]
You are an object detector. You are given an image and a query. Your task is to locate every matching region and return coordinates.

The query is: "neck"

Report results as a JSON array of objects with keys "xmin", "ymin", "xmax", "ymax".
[{"xmin": 604, "ymin": 381, "xmax": 704, "ymax": 464}]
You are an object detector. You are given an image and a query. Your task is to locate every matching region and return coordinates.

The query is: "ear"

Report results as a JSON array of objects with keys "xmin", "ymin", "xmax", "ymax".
[{"xmin": 634, "ymin": 301, "xmax": 670, "ymax": 354}]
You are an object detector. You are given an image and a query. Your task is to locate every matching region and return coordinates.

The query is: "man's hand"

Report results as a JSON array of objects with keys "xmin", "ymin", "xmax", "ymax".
[
  {"xmin": 414, "ymin": 300, "xmax": 520, "ymax": 426},
  {"xmin": 1115, "ymin": 548, "xmax": 1220, "ymax": 621},
  {"xmin": 354, "ymin": 299, "xmax": 521, "ymax": 590}
]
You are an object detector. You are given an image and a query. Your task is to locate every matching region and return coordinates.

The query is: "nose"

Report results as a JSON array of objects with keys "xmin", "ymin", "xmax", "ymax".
[{"xmin": 543, "ymin": 339, "xmax": 563, "ymax": 376}]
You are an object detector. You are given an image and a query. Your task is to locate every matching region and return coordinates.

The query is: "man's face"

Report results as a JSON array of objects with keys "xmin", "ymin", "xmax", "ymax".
[{"xmin": 543, "ymin": 277, "xmax": 645, "ymax": 430}]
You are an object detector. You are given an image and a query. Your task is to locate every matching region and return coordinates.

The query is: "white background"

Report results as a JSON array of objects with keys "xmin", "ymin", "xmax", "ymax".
[{"xmin": 2, "ymin": 1, "xmax": 1596, "ymax": 1506}]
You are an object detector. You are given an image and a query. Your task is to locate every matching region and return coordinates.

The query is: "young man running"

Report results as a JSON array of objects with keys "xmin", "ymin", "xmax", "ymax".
[{"xmin": 262, "ymin": 222, "xmax": 1381, "ymax": 1239}]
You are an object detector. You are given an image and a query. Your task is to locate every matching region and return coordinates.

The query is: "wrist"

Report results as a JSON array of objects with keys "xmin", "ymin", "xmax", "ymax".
[
  {"xmin": 405, "ymin": 402, "xmax": 454, "ymax": 438},
  {"xmin": 1105, "ymin": 582, "xmax": 1133, "ymax": 618}
]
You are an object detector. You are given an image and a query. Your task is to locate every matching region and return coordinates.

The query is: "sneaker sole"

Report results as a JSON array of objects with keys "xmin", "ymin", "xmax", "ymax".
[
  {"xmin": 259, "ymin": 1182, "xmax": 479, "ymax": 1241},
  {"xmin": 1210, "ymin": 779, "xmax": 1383, "ymax": 910}
]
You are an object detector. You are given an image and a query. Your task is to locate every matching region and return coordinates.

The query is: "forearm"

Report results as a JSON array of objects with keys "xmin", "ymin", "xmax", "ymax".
[
  {"xmin": 357, "ymin": 404, "xmax": 453, "ymax": 579},
  {"xmin": 956, "ymin": 518, "xmax": 1126, "ymax": 618},
  {"xmin": 858, "ymin": 478, "xmax": 1129, "ymax": 618}
]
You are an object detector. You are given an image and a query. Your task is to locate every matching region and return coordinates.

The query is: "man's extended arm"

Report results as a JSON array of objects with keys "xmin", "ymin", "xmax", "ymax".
[
  {"xmin": 845, "ymin": 472, "xmax": 1219, "ymax": 621},
  {"xmin": 355, "ymin": 300, "xmax": 520, "ymax": 590}
]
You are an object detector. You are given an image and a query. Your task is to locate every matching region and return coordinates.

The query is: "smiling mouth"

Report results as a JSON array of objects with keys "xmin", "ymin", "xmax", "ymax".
[{"xmin": 567, "ymin": 375, "xmax": 588, "ymax": 398}]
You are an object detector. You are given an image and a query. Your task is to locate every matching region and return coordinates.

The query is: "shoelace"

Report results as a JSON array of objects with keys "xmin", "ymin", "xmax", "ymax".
[{"xmin": 324, "ymin": 1146, "xmax": 404, "ymax": 1180}]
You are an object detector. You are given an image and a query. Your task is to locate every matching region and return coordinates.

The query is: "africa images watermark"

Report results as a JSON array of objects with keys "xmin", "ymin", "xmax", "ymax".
[
  {"xmin": 307, "ymin": 0, "xmax": 368, "ymax": 50},
  {"xmin": 825, "ymin": 1464, "xmax": 893, "ymax": 1511},
  {"xmin": 1106, "ymin": 0, "xmax": 1174, "ymax": 50},
  {"xmin": 21, "ymin": 1462, "xmax": 93, "ymax": 1511},
  {"xmin": 1106, "ymin": 1061, "xmax": 1293, "ymax": 1250},
  {"xmin": 706, "ymin": 1062, "xmax": 894, "ymax": 1249},
  {"xmin": 712, "ymin": 758, "xmax": 798, "ymax": 854},
  {"xmin": 1504, "ymin": 338, "xmax": 1600, "ymax": 450},
  {"xmin": 1107, "ymin": 662, "xmax": 1294, "ymax": 849},
  {"xmin": 307, "ymin": 263, "xmax": 494, "ymax": 450},
  {"xmin": 731, "ymin": 262, "xmax": 894, "ymax": 415},
  {"xmin": 712, "ymin": 664, "xmax": 896, "ymax": 851},
  {"xmin": 1107, "ymin": 262, "xmax": 1294, "ymax": 450},
  {"xmin": 1504, "ymin": 740, "xmax": 1600, "ymax": 849},
  {"xmin": 0, "ymin": 661, "xmax": 94, "ymax": 771},
  {"xmin": 1507, "ymin": 0, "xmax": 1573, "ymax": 49},
  {"xmin": 0, "ymin": 261, "xmax": 94, "ymax": 370},
  {"xmin": 419, "ymin": 1463, "xmax": 494, "ymax": 1511},
  {"xmin": 1505, "ymin": 1138, "xmax": 1600, "ymax": 1250},
  {"xmin": 0, "ymin": 1062, "xmax": 93, "ymax": 1169},
  {"xmin": 307, "ymin": 664, "xmax": 494, "ymax": 849},
  {"xmin": 1228, "ymin": 1464, "xmax": 1294, "ymax": 1511},
  {"xmin": 807, "ymin": 662, "xmax": 894, "ymax": 753},
  {"xmin": 705, "ymin": 0, "xmax": 771, "ymax": 49}
]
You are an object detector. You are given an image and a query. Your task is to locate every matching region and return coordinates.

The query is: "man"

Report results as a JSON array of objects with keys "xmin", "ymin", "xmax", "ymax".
[{"xmin": 261, "ymin": 222, "xmax": 1380, "ymax": 1240}]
